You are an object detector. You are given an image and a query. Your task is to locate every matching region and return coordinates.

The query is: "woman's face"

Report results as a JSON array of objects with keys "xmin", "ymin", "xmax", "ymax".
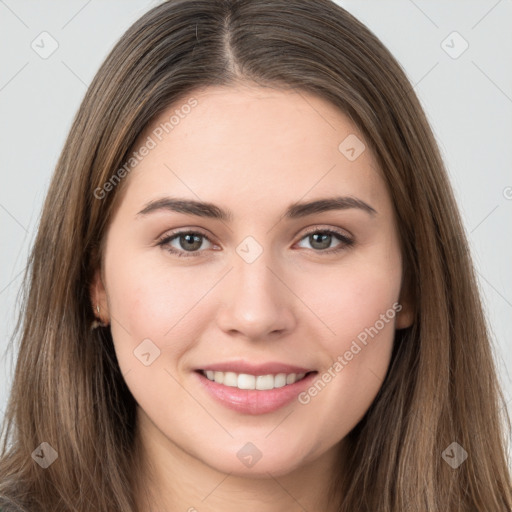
[{"xmin": 92, "ymin": 84, "xmax": 412, "ymax": 478}]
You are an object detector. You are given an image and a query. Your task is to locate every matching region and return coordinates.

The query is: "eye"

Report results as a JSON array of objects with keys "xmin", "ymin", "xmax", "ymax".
[
  {"xmin": 157, "ymin": 226, "xmax": 354, "ymax": 258},
  {"xmin": 295, "ymin": 227, "xmax": 354, "ymax": 254},
  {"xmin": 157, "ymin": 230, "xmax": 216, "ymax": 258}
]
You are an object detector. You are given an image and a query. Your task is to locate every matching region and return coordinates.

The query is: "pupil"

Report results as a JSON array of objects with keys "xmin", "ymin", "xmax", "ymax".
[
  {"xmin": 182, "ymin": 234, "xmax": 201, "ymax": 250},
  {"xmin": 311, "ymin": 233, "xmax": 331, "ymax": 249}
]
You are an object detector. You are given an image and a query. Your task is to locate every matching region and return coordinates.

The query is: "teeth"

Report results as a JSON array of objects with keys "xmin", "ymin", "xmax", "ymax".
[
  {"xmin": 238, "ymin": 373, "xmax": 255, "ymax": 389},
  {"xmin": 202, "ymin": 370, "xmax": 307, "ymax": 390}
]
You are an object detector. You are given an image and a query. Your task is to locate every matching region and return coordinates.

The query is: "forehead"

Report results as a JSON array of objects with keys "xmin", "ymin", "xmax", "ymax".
[{"xmin": 119, "ymin": 84, "xmax": 389, "ymax": 218}]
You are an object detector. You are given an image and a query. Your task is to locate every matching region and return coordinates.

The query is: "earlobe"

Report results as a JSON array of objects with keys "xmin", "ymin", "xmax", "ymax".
[
  {"xmin": 395, "ymin": 265, "xmax": 415, "ymax": 329},
  {"xmin": 395, "ymin": 302, "xmax": 414, "ymax": 329},
  {"xmin": 89, "ymin": 268, "xmax": 109, "ymax": 324}
]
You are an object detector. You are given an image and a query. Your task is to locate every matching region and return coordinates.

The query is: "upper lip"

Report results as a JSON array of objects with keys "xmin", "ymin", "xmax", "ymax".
[{"xmin": 197, "ymin": 360, "xmax": 315, "ymax": 376}]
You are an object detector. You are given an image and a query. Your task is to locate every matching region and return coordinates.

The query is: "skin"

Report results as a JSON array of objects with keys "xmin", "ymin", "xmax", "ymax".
[{"xmin": 91, "ymin": 83, "xmax": 413, "ymax": 511}]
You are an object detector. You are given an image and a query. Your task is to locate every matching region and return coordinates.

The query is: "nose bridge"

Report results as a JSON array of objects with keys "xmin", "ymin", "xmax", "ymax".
[
  {"xmin": 235, "ymin": 248, "xmax": 279, "ymax": 301},
  {"xmin": 216, "ymin": 242, "xmax": 295, "ymax": 339}
]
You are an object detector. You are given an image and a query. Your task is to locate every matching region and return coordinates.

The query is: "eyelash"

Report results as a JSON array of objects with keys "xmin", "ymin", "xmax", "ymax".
[{"xmin": 156, "ymin": 227, "xmax": 354, "ymax": 258}]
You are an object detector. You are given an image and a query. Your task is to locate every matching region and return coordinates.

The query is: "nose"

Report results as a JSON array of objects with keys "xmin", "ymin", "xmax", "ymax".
[{"xmin": 215, "ymin": 249, "xmax": 297, "ymax": 341}]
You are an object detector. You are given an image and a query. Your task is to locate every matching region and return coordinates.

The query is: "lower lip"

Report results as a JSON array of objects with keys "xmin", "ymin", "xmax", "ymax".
[{"xmin": 194, "ymin": 370, "xmax": 317, "ymax": 415}]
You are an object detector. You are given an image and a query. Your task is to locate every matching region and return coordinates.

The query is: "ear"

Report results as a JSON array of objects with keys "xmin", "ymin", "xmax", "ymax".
[
  {"xmin": 395, "ymin": 271, "xmax": 415, "ymax": 330},
  {"xmin": 89, "ymin": 267, "xmax": 109, "ymax": 324},
  {"xmin": 395, "ymin": 299, "xmax": 414, "ymax": 329}
]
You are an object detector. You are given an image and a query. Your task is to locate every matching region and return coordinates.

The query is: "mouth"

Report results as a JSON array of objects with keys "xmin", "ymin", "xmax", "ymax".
[
  {"xmin": 193, "ymin": 368, "xmax": 318, "ymax": 415},
  {"xmin": 196, "ymin": 369, "xmax": 316, "ymax": 390}
]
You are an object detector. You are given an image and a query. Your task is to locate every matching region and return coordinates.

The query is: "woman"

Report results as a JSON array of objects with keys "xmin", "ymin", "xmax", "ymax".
[{"xmin": 0, "ymin": 0, "xmax": 510, "ymax": 510}]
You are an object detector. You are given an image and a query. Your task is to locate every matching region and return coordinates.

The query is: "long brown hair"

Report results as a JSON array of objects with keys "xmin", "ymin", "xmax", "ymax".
[{"xmin": 1, "ymin": 0, "xmax": 510, "ymax": 510}]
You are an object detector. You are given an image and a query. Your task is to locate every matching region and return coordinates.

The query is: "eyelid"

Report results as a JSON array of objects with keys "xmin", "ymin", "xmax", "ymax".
[
  {"xmin": 156, "ymin": 227, "xmax": 213, "ymax": 244},
  {"xmin": 299, "ymin": 224, "xmax": 353, "ymax": 240},
  {"xmin": 156, "ymin": 225, "xmax": 354, "ymax": 257},
  {"xmin": 294, "ymin": 225, "xmax": 354, "ymax": 253},
  {"xmin": 156, "ymin": 228, "xmax": 222, "ymax": 260}
]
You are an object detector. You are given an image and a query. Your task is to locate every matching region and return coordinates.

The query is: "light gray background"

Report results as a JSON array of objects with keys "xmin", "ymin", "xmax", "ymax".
[{"xmin": 1, "ymin": 1, "xmax": 511, "ymax": 446}]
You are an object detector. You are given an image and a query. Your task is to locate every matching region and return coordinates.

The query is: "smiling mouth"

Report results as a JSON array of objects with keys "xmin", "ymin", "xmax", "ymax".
[{"xmin": 197, "ymin": 369, "xmax": 317, "ymax": 391}]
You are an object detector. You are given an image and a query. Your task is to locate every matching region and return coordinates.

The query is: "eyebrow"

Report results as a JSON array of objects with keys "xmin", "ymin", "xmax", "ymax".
[{"xmin": 136, "ymin": 195, "xmax": 377, "ymax": 221}]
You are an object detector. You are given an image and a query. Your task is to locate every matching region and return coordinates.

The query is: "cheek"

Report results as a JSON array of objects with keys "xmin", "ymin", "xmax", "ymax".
[
  {"xmin": 103, "ymin": 250, "xmax": 203, "ymax": 378},
  {"xmin": 294, "ymin": 252, "xmax": 402, "ymax": 438},
  {"xmin": 298, "ymin": 251, "xmax": 402, "ymax": 355},
  {"xmin": 105, "ymin": 247, "xmax": 207, "ymax": 335},
  {"xmin": 103, "ymin": 254, "xmax": 205, "ymax": 414}
]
